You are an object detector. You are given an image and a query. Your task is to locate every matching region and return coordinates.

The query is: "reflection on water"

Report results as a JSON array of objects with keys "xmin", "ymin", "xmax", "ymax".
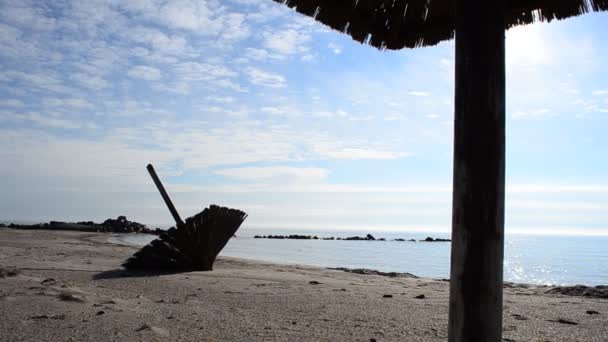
[{"xmin": 118, "ymin": 230, "xmax": 608, "ymax": 286}]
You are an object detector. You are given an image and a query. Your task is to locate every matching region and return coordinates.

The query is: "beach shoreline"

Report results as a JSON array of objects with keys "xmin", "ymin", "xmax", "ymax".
[{"xmin": 0, "ymin": 228, "xmax": 606, "ymax": 341}]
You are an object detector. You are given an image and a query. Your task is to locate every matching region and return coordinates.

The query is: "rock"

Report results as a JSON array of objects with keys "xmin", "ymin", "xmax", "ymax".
[
  {"xmin": 309, "ymin": 280, "xmax": 321, "ymax": 285},
  {"xmin": 550, "ymin": 318, "xmax": 578, "ymax": 325},
  {"xmin": 586, "ymin": 310, "xmax": 600, "ymax": 315},
  {"xmin": 2, "ymin": 217, "xmax": 161, "ymax": 235},
  {"xmin": 383, "ymin": 294, "xmax": 393, "ymax": 298},
  {"xmin": 415, "ymin": 294, "xmax": 425, "ymax": 299},
  {"xmin": 394, "ymin": 238, "xmax": 405, "ymax": 241},
  {"xmin": 135, "ymin": 323, "xmax": 168, "ymax": 336},
  {"xmin": 57, "ymin": 293, "xmax": 85, "ymax": 302},
  {"xmin": 41, "ymin": 278, "xmax": 57, "ymax": 285},
  {"xmin": 102, "ymin": 216, "xmax": 147, "ymax": 233},
  {"xmin": 96, "ymin": 311, "xmax": 105, "ymax": 316},
  {"xmin": 421, "ymin": 237, "xmax": 451, "ymax": 242},
  {"xmin": 546, "ymin": 285, "xmax": 608, "ymax": 299},
  {"xmin": 329, "ymin": 267, "xmax": 418, "ymax": 278},
  {"xmin": 366, "ymin": 234, "xmax": 375, "ymax": 240}
]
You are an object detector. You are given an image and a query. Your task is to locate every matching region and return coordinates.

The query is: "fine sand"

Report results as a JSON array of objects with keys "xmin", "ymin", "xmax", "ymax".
[{"xmin": 0, "ymin": 229, "xmax": 606, "ymax": 341}]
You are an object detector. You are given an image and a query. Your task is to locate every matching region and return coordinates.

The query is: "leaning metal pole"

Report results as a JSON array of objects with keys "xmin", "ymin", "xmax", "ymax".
[{"xmin": 448, "ymin": 1, "xmax": 506, "ymax": 341}]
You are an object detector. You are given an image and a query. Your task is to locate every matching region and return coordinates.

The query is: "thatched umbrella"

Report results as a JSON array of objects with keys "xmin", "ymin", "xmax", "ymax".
[{"xmin": 268, "ymin": 1, "xmax": 607, "ymax": 341}]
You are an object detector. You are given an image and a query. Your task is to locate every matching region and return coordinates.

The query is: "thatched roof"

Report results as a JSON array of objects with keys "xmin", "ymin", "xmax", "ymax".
[{"xmin": 272, "ymin": 0, "xmax": 608, "ymax": 49}]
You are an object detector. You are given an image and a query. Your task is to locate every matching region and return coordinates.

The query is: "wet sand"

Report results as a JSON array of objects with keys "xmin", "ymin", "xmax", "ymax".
[{"xmin": 0, "ymin": 229, "xmax": 606, "ymax": 341}]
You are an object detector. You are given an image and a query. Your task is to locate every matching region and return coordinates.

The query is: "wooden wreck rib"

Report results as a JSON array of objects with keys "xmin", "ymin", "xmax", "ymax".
[{"xmin": 123, "ymin": 165, "xmax": 247, "ymax": 271}]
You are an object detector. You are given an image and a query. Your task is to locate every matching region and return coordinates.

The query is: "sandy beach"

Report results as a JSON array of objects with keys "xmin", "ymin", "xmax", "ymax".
[{"xmin": 0, "ymin": 229, "xmax": 606, "ymax": 341}]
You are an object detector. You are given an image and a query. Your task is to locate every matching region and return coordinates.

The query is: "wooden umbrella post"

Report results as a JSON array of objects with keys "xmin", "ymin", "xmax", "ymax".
[
  {"xmin": 448, "ymin": 1, "xmax": 506, "ymax": 341},
  {"xmin": 146, "ymin": 164, "xmax": 185, "ymax": 228}
]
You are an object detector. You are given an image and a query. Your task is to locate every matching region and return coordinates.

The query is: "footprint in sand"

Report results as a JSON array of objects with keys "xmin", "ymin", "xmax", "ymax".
[
  {"xmin": 136, "ymin": 323, "xmax": 168, "ymax": 336},
  {"xmin": 57, "ymin": 293, "xmax": 86, "ymax": 303},
  {"xmin": 511, "ymin": 314, "xmax": 528, "ymax": 321}
]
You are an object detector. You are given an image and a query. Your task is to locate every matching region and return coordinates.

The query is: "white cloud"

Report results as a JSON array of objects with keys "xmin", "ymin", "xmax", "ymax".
[
  {"xmin": 593, "ymin": 90, "xmax": 608, "ymax": 96},
  {"xmin": 126, "ymin": 26, "xmax": 190, "ymax": 57},
  {"xmin": 310, "ymin": 140, "xmax": 409, "ymax": 160},
  {"xmin": 263, "ymin": 28, "xmax": 310, "ymax": 56},
  {"xmin": 220, "ymin": 13, "xmax": 250, "ymax": 41},
  {"xmin": 0, "ymin": 98, "xmax": 24, "ymax": 107},
  {"xmin": 314, "ymin": 109, "xmax": 349, "ymax": 118},
  {"xmin": 408, "ymin": 91, "xmax": 430, "ymax": 97},
  {"xmin": 155, "ymin": 0, "xmax": 223, "ymax": 33},
  {"xmin": 71, "ymin": 73, "xmax": 110, "ymax": 90},
  {"xmin": 0, "ymin": 3, "xmax": 57, "ymax": 32},
  {"xmin": 243, "ymin": 47, "xmax": 284, "ymax": 61},
  {"xmin": 328, "ymin": 42, "xmax": 342, "ymax": 54},
  {"xmin": 511, "ymin": 108, "xmax": 553, "ymax": 119},
  {"xmin": 154, "ymin": 81, "xmax": 191, "ymax": 94},
  {"xmin": 207, "ymin": 95, "xmax": 236, "ymax": 104},
  {"xmin": 319, "ymin": 148, "xmax": 408, "ymax": 160},
  {"xmin": 300, "ymin": 54, "xmax": 316, "ymax": 62},
  {"xmin": 127, "ymin": 65, "xmax": 162, "ymax": 81},
  {"xmin": 174, "ymin": 62, "xmax": 237, "ymax": 81},
  {"xmin": 215, "ymin": 166, "xmax": 330, "ymax": 183},
  {"xmin": 260, "ymin": 106, "xmax": 286, "ymax": 115},
  {"xmin": 3, "ymin": 70, "xmax": 73, "ymax": 94},
  {"xmin": 43, "ymin": 97, "xmax": 93, "ymax": 109},
  {"xmin": 4, "ymin": 112, "xmax": 90, "ymax": 129},
  {"xmin": 245, "ymin": 67, "xmax": 286, "ymax": 88}
]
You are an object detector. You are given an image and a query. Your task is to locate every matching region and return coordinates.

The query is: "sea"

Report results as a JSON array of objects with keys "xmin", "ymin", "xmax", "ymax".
[{"xmin": 115, "ymin": 229, "xmax": 608, "ymax": 287}]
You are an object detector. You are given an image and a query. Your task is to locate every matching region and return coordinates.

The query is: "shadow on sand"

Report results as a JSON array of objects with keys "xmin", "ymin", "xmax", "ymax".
[{"xmin": 93, "ymin": 268, "xmax": 193, "ymax": 280}]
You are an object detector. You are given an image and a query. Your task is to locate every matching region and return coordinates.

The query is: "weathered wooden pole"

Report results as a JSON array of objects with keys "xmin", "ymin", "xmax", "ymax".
[
  {"xmin": 448, "ymin": 1, "xmax": 506, "ymax": 341},
  {"xmin": 147, "ymin": 164, "xmax": 185, "ymax": 227}
]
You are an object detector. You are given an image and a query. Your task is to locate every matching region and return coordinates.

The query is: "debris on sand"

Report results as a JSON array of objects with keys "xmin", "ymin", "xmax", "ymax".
[
  {"xmin": 329, "ymin": 267, "xmax": 418, "ymax": 279},
  {"xmin": 0, "ymin": 266, "xmax": 18, "ymax": 278}
]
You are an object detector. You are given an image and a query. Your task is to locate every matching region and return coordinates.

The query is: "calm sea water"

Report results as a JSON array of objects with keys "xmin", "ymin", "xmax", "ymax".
[{"xmin": 114, "ymin": 229, "xmax": 605, "ymax": 286}]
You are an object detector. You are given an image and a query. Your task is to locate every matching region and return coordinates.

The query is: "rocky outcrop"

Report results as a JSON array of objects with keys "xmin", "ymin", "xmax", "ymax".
[
  {"xmin": 254, "ymin": 234, "xmax": 320, "ymax": 240},
  {"xmin": 546, "ymin": 285, "xmax": 608, "ymax": 299},
  {"xmin": 252, "ymin": 234, "xmax": 450, "ymax": 242},
  {"xmin": 2, "ymin": 217, "xmax": 163, "ymax": 235},
  {"xmin": 421, "ymin": 237, "xmax": 451, "ymax": 242},
  {"xmin": 101, "ymin": 216, "xmax": 147, "ymax": 233}
]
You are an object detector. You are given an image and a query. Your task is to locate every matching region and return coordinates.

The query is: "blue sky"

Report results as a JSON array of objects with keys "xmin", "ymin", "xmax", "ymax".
[{"xmin": 1, "ymin": 0, "xmax": 608, "ymax": 235}]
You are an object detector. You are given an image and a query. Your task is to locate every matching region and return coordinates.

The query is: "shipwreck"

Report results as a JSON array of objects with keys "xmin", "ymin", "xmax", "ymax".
[{"xmin": 123, "ymin": 164, "xmax": 247, "ymax": 271}]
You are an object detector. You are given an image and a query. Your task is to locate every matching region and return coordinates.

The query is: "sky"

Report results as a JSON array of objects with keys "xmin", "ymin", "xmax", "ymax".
[{"xmin": 1, "ymin": 1, "xmax": 608, "ymax": 235}]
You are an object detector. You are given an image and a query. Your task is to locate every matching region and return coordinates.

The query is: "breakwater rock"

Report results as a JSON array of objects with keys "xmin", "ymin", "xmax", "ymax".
[
  {"xmin": 421, "ymin": 237, "xmax": 451, "ymax": 242},
  {"xmin": 1, "ymin": 216, "xmax": 163, "ymax": 235},
  {"xmin": 547, "ymin": 285, "xmax": 608, "ymax": 299},
  {"xmin": 253, "ymin": 234, "xmax": 450, "ymax": 242}
]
